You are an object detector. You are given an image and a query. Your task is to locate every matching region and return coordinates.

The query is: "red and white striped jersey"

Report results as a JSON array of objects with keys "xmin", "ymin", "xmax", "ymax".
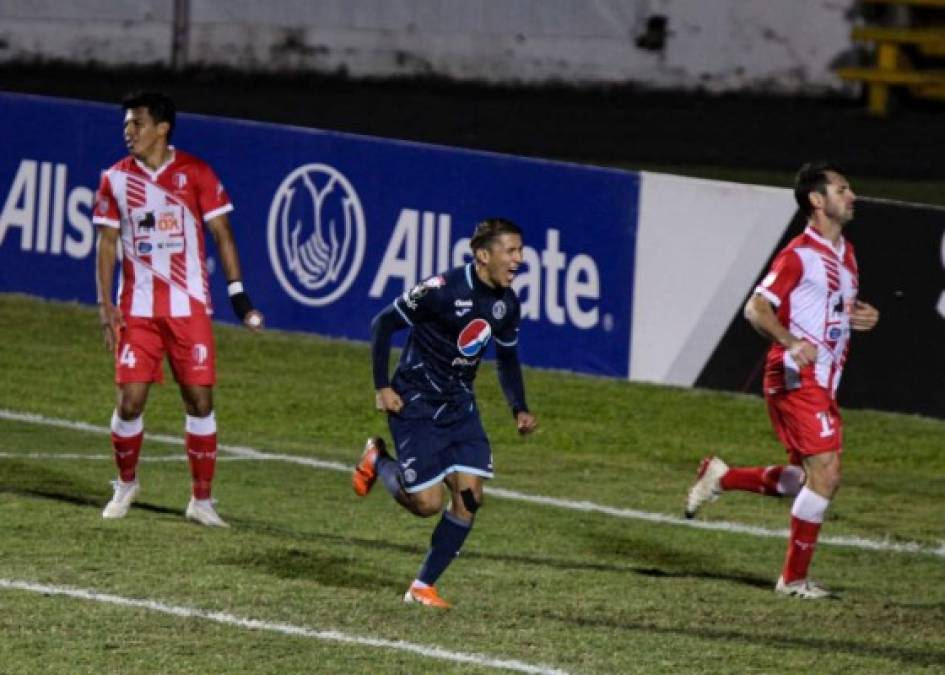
[
  {"xmin": 754, "ymin": 225, "xmax": 859, "ymax": 398},
  {"xmin": 93, "ymin": 148, "xmax": 233, "ymax": 318}
]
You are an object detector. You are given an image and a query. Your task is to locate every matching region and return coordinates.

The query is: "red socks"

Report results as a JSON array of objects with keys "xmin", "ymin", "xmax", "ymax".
[
  {"xmin": 782, "ymin": 515, "xmax": 822, "ymax": 583},
  {"xmin": 186, "ymin": 413, "xmax": 217, "ymax": 500},
  {"xmin": 720, "ymin": 464, "xmax": 805, "ymax": 497},
  {"xmin": 110, "ymin": 411, "xmax": 143, "ymax": 482},
  {"xmin": 782, "ymin": 486, "xmax": 830, "ymax": 583}
]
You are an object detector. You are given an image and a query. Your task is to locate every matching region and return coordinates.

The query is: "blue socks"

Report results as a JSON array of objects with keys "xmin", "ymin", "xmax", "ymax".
[
  {"xmin": 375, "ymin": 454, "xmax": 404, "ymax": 499},
  {"xmin": 417, "ymin": 510, "xmax": 473, "ymax": 586}
]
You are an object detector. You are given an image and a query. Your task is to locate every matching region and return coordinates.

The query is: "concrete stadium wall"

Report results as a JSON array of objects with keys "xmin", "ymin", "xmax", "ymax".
[{"xmin": 0, "ymin": 0, "xmax": 855, "ymax": 94}]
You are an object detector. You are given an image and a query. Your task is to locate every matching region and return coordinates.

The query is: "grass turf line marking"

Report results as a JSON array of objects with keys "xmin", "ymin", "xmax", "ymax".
[
  {"xmin": 3, "ymin": 408, "xmax": 944, "ymax": 559},
  {"xmin": 0, "ymin": 579, "xmax": 567, "ymax": 675},
  {"xmin": 0, "ymin": 452, "xmax": 252, "ymax": 462}
]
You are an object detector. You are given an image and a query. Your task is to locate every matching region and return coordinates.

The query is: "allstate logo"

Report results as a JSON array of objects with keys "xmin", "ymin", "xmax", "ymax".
[{"xmin": 267, "ymin": 163, "xmax": 366, "ymax": 307}]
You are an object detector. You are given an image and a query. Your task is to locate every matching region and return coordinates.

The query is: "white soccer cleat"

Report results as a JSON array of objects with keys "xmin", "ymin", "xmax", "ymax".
[
  {"xmin": 185, "ymin": 497, "xmax": 230, "ymax": 528},
  {"xmin": 775, "ymin": 576, "xmax": 833, "ymax": 599},
  {"xmin": 685, "ymin": 456, "xmax": 729, "ymax": 518},
  {"xmin": 102, "ymin": 479, "xmax": 139, "ymax": 519}
]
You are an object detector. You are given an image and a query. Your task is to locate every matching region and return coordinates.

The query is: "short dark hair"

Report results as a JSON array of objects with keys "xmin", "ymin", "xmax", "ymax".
[
  {"xmin": 470, "ymin": 218, "xmax": 522, "ymax": 252},
  {"xmin": 794, "ymin": 160, "xmax": 845, "ymax": 216},
  {"xmin": 122, "ymin": 90, "xmax": 176, "ymax": 140}
]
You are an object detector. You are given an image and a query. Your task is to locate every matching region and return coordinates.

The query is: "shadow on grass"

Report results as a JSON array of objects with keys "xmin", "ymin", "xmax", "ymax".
[
  {"xmin": 1, "ymin": 480, "xmax": 775, "ymax": 593},
  {"xmin": 217, "ymin": 516, "xmax": 777, "ymax": 594},
  {"xmin": 538, "ymin": 609, "xmax": 945, "ymax": 668}
]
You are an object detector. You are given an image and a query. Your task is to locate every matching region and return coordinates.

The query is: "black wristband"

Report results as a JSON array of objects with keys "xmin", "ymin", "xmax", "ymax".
[{"xmin": 230, "ymin": 291, "xmax": 253, "ymax": 321}]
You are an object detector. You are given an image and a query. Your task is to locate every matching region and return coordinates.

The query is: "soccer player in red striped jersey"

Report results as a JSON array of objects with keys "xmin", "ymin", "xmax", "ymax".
[
  {"xmin": 685, "ymin": 161, "xmax": 879, "ymax": 598},
  {"xmin": 94, "ymin": 91, "xmax": 264, "ymax": 527}
]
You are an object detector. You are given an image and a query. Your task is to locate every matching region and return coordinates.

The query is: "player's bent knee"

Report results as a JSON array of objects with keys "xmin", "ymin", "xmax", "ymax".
[
  {"xmin": 408, "ymin": 492, "xmax": 443, "ymax": 517},
  {"xmin": 460, "ymin": 488, "xmax": 482, "ymax": 514}
]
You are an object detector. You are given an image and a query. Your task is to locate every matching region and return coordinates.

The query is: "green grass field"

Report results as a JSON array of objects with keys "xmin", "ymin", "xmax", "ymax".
[{"xmin": 1, "ymin": 293, "xmax": 943, "ymax": 674}]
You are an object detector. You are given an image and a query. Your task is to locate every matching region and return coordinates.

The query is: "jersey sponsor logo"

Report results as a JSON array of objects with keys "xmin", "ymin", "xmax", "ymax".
[
  {"xmin": 457, "ymin": 318, "xmax": 491, "ymax": 357},
  {"xmin": 267, "ymin": 163, "xmax": 366, "ymax": 307},
  {"xmin": 454, "ymin": 299, "xmax": 472, "ymax": 307},
  {"xmin": 451, "ymin": 356, "xmax": 479, "ymax": 367},
  {"xmin": 137, "ymin": 241, "xmax": 152, "ymax": 255}
]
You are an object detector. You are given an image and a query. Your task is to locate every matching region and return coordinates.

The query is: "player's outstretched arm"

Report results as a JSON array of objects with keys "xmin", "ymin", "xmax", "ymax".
[{"xmin": 851, "ymin": 300, "xmax": 879, "ymax": 331}]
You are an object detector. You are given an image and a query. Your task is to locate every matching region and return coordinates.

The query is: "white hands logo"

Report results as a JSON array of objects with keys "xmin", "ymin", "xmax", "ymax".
[{"xmin": 268, "ymin": 164, "xmax": 366, "ymax": 306}]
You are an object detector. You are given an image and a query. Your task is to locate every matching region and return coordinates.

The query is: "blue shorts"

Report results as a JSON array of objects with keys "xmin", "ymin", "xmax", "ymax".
[{"xmin": 387, "ymin": 392, "xmax": 493, "ymax": 493}]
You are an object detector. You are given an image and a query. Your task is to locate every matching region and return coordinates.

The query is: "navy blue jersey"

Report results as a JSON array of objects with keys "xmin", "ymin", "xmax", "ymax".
[{"xmin": 390, "ymin": 264, "xmax": 521, "ymax": 401}]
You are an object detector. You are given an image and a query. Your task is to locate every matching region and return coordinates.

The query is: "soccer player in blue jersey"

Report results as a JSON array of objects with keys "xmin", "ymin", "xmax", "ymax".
[{"xmin": 353, "ymin": 217, "xmax": 538, "ymax": 608}]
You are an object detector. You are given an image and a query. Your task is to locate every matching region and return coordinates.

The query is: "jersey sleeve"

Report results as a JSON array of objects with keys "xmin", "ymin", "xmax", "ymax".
[
  {"xmin": 392, "ymin": 275, "xmax": 448, "ymax": 325},
  {"xmin": 92, "ymin": 172, "xmax": 121, "ymax": 229},
  {"xmin": 194, "ymin": 161, "xmax": 234, "ymax": 222},
  {"xmin": 755, "ymin": 249, "xmax": 802, "ymax": 308}
]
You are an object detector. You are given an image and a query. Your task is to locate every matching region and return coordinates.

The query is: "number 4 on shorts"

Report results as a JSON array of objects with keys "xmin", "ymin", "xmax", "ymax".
[{"xmin": 119, "ymin": 344, "xmax": 137, "ymax": 369}]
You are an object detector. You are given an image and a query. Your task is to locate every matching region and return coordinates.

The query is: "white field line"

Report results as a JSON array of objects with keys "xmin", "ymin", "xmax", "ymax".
[
  {"xmin": 0, "ymin": 452, "xmax": 251, "ymax": 462},
  {"xmin": 0, "ymin": 579, "xmax": 568, "ymax": 675},
  {"xmin": 3, "ymin": 408, "xmax": 944, "ymax": 559}
]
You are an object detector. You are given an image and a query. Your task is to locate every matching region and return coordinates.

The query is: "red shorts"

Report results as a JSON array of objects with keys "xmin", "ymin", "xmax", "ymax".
[
  {"xmin": 765, "ymin": 387, "xmax": 842, "ymax": 465},
  {"xmin": 115, "ymin": 315, "xmax": 216, "ymax": 386}
]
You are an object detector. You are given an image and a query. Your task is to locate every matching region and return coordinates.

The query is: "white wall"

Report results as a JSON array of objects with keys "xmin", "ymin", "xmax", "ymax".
[
  {"xmin": 630, "ymin": 173, "xmax": 796, "ymax": 386},
  {"xmin": 0, "ymin": 0, "xmax": 856, "ymax": 93}
]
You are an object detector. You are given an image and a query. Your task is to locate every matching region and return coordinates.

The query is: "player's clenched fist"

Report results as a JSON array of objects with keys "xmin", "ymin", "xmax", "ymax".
[{"xmin": 376, "ymin": 386, "xmax": 404, "ymax": 414}]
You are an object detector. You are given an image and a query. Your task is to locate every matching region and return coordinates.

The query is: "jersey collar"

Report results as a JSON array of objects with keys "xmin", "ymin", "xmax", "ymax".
[
  {"xmin": 133, "ymin": 146, "xmax": 177, "ymax": 181},
  {"xmin": 466, "ymin": 262, "xmax": 506, "ymax": 297},
  {"xmin": 804, "ymin": 224, "xmax": 845, "ymax": 259}
]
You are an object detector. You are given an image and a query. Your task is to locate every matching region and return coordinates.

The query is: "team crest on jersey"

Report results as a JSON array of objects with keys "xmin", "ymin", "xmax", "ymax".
[
  {"xmin": 492, "ymin": 300, "xmax": 507, "ymax": 320},
  {"xmin": 267, "ymin": 163, "xmax": 366, "ymax": 307},
  {"xmin": 173, "ymin": 173, "xmax": 187, "ymax": 190},
  {"xmin": 457, "ymin": 318, "xmax": 492, "ymax": 357}
]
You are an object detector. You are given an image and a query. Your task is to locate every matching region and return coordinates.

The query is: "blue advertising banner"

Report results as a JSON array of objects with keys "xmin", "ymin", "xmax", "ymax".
[{"xmin": 0, "ymin": 92, "xmax": 639, "ymax": 377}]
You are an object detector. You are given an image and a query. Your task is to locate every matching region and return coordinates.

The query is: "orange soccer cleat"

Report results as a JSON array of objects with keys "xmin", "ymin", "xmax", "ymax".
[
  {"xmin": 403, "ymin": 583, "xmax": 452, "ymax": 609},
  {"xmin": 352, "ymin": 437, "xmax": 386, "ymax": 497}
]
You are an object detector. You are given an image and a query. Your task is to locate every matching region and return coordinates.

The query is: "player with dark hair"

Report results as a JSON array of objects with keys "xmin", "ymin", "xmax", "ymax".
[
  {"xmin": 353, "ymin": 217, "xmax": 538, "ymax": 608},
  {"xmin": 685, "ymin": 160, "xmax": 879, "ymax": 598},
  {"xmin": 94, "ymin": 90, "xmax": 264, "ymax": 527}
]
